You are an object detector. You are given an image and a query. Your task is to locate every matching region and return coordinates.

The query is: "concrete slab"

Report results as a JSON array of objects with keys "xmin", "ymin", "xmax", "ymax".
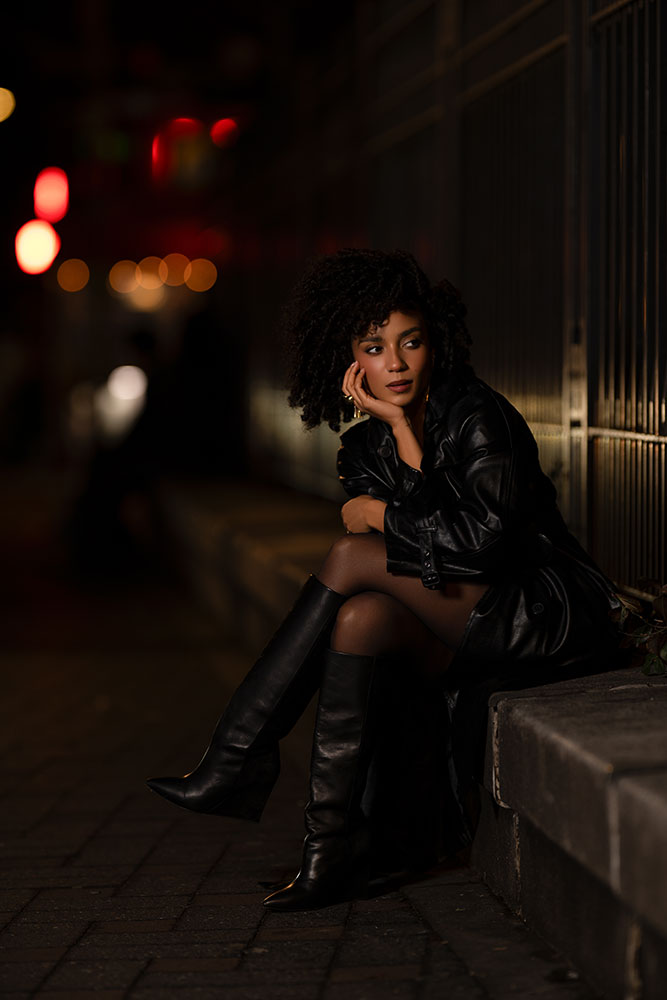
[{"xmin": 491, "ymin": 684, "xmax": 667, "ymax": 888}]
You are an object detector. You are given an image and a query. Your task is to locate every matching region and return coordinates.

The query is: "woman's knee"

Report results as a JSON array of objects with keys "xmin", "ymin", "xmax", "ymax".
[{"xmin": 330, "ymin": 592, "xmax": 399, "ymax": 654}]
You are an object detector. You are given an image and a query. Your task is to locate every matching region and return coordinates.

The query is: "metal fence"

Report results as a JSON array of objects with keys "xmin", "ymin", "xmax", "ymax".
[{"xmin": 588, "ymin": 0, "xmax": 666, "ymax": 593}]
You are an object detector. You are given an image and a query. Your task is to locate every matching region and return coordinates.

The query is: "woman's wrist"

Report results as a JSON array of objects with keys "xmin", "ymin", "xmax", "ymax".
[
  {"xmin": 389, "ymin": 413, "xmax": 412, "ymax": 433},
  {"xmin": 366, "ymin": 498, "xmax": 386, "ymax": 532},
  {"xmin": 390, "ymin": 414, "xmax": 424, "ymax": 472}
]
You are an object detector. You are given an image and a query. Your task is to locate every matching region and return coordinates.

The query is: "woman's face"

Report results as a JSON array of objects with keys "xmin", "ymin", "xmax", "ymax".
[{"xmin": 351, "ymin": 310, "xmax": 432, "ymax": 411}]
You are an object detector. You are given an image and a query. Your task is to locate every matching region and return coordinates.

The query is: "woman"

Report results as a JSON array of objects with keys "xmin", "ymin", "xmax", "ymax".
[{"xmin": 147, "ymin": 249, "xmax": 621, "ymax": 912}]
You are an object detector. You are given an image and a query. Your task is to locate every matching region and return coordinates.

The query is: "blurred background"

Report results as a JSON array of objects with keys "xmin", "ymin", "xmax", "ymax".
[{"xmin": 1, "ymin": 0, "xmax": 665, "ymax": 597}]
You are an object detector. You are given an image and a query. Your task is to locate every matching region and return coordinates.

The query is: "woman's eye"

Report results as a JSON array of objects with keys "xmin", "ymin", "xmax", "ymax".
[
  {"xmin": 365, "ymin": 346, "xmax": 382, "ymax": 355},
  {"xmin": 404, "ymin": 338, "xmax": 422, "ymax": 349}
]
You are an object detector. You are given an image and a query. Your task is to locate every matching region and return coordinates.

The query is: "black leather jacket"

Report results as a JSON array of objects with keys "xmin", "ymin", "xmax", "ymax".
[{"xmin": 337, "ymin": 365, "xmax": 620, "ymax": 676}]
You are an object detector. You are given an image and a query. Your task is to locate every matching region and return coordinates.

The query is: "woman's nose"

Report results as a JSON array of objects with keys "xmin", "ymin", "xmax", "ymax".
[{"xmin": 387, "ymin": 352, "xmax": 407, "ymax": 371}]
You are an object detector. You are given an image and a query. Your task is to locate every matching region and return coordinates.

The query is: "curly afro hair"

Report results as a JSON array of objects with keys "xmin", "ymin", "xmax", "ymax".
[{"xmin": 285, "ymin": 248, "xmax": 471, "ymax": 431}]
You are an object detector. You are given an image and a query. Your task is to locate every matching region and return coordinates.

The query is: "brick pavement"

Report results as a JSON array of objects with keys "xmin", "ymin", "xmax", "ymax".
[{"xmin": 0, "ymin": 477, "xmax": 602, "ymax": 999}]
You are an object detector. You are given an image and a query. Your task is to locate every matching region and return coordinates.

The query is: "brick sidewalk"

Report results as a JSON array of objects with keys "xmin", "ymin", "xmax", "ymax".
[{"xmin": 0, "ymin": 490, "xmax": 599, "ymax": 998}]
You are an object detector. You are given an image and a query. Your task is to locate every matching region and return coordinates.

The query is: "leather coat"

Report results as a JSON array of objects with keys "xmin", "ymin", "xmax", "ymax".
[{"xmin": 337, "ymin": 365, "xmax": 622, "ymax": 685}]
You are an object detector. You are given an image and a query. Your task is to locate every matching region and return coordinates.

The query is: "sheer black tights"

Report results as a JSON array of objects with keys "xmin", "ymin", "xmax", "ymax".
[{"xmin": 318, "ymin": 534, "xmax": 488, "ymax": 672}]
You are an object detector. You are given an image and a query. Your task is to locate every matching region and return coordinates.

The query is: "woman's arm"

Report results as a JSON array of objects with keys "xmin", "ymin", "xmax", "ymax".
[
  {"xmin": 337, "ymin": 428, "xmax": 389, "ymax": 534},
  {"xmin": 391, "ymin": 414, "xmax": 424, "ymax": 472},
  {"xmin": 383, "ymin": 389, "xmax": 521, "ymax": 586}
]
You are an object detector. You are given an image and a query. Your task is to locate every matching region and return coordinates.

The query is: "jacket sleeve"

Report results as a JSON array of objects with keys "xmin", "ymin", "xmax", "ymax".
[
  {"xmin": 337, "ymin": 425, "xmax": 397, "ymax": 503},
  {"xmin": 383, "ymin": 393, "xmax": 519, "ymax": 586}
]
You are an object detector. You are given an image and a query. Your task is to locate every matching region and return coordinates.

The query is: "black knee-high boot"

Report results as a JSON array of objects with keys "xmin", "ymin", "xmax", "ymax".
[
  {"xmin": 146, "ymin": 576, "xmax": 347, "ymax": 821},
  {"xmin": 263, "ymin": 648, "xmax": 377, "ymax": 911}
]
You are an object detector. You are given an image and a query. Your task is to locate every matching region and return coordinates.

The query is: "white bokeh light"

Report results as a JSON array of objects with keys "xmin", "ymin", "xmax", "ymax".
[{"xmin": 107, "ymin": 365, "xmax": 147, "ymax": 401}]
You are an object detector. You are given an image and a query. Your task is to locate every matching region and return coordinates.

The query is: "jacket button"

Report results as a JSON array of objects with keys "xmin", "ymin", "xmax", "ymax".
[
  {"xmin": 532, "ymin": 602, "xmax": 545, "ymax": 615},
  {"xmin": 377, "ymin": 444, "xmax": 392, "ymax": 458},
  {"xmin": 392, "ymin": 499, "xmax": 401, "ymax": 508}
]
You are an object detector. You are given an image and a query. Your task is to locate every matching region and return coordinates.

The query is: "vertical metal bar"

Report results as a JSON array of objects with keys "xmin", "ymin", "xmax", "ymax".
[
  {"xmin": 630, "ymin": 4, "xmax": 639, "ymax": 434},
  {"xmin": 640, "ymin": 1, "xmax": 648, "ymax": 437},
  {"xmin": 618, "ymin": 11, "xmax": 628, "ymax": 433},
  {"xmin": 634, "ymin": 438, "xmax": 639, "ymax": 586},
  {"xmin": 609, "ymin": 437, "xmax": 614, "ymax": 579},
  {"xmin": 597, "ymin": 21, "xmax": 608, "ymax": 427},
  {"xmin": 634, "ymin": 441, "xmax": 652, "ymax": 576},
  {"xmin": 647, "ymin": 441, "xmax": 654, "ymax": 580},
  {"xmin": 614, "ymin": 435, "xmax": 620, "ymax": 582},
  {"xmin": 614, "ymin": 438, "xmax": 628, "ymax": 582},
  {"xmin": 624, "ymin": 439, "xmax": 631, "ymax": 585},
  {"xmin": 608, "ymin": 16, "xmax": 618, "ymax": 429},
  {"xmin": 661, "ymin": 443, "xmax": 666, "ymax": 584},
  {"xmin": 654, "ymin": 0, "xmax": 661, "ymax": 439},
  {"xmin": 631, "ymin": 437, "xmax": 635, "ymax": 587},
  {"xmin": 634, "ymin": 5, "xmax": 642, "ymax": 582},
  {"xmin": 604, "ymin": 437, "xmax": 610, "ymax": 579}
]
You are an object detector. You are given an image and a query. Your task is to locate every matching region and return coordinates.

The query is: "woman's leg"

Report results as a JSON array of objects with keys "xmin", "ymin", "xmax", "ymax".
[
  {"xmin": 320, "ymin": 533, "xmax": 488, "ymax": 657},
  {"xmin": 263, "ymin": 556, "xmax": 476, "ymax": 912},
  {"xmin": 146, "ymin": 576, "xmax": 348, "ymax": 819},
  {"xmin": 329, "ymin": 590, "xmax": 454, "ymax": 674}
]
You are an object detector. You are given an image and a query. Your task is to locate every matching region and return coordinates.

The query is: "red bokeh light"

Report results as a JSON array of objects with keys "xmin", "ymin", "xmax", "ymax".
[
  {"xmin": 34, "ymin": 167, "xmax": 69, "ymax": 222},
  {"xmin": 166, "ymin": 117, "xmax": 203, "ymax": 138},
  {"xmin": 210, "ymin": 118, "xmax": 239, "ymax": 148},
  {"xmin": 198, "ymin": 227, "xmax": 232, "ymax": 261},
  {"xmin": 151, "ymin": 119, "xmax": 204, "ymax": 179}
]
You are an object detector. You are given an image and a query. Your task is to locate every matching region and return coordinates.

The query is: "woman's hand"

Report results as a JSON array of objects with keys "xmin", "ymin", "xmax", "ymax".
[
  {"xmin": 342, "ymin": 360, "xmax": 424, "ymax": 473},
  {"xmin": 342, "ymin": 361, "xmax": 406, "ymax": 428},
  {"xmin": 341, "ymin": 495, "xmax": 386, "ymax": 534}
]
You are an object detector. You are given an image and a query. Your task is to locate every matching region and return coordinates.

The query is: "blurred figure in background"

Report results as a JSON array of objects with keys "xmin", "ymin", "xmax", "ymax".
[{"xmin": 65, "ymin": 302, "xmax": 244, "ymax": 575}]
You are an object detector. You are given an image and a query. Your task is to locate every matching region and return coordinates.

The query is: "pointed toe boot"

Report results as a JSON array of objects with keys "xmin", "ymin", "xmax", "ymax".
[
  {"xmin": 146, "ymin": 745, "xmax": 279, "ymax": 820},
  {"xmin": 146, "ymin": 576, "xmax": 346, "ymax": 821},
  {"xmin": 263, "ymin": 649, "xmax": 377, "ymax": 911}
]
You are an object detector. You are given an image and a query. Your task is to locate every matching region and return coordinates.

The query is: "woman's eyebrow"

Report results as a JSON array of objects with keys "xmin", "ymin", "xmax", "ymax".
[
  {"xmin": 357, "ymin": 333, "xmax": 384, "ymax": 343},
  {"xmin": 399, "ymin": 326, "xmax": 421, "ymax": 337}
]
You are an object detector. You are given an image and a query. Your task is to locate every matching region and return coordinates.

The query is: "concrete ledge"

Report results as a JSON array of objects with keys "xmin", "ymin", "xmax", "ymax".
[
  {"xmin": 472, "ymin": 671, "xmax": 667, "ymax": 999},
  {"xmin": 155, "ymin": 478, "xmax": 667, "ymax": 999}
]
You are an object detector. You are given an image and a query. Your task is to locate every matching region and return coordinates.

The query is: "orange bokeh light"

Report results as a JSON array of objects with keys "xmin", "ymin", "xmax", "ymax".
[
  {"xmin": 34, "ymin": 167, "xmax": 69, "ymax": 222},
  {"xmin": 15, "ymin": 220, "xmax": 61, "ymax": 274},
  {"xmin": 210, "ymin": 118, "xmax": 239, "ymax": 148},
  {"xmin": 184, "ymin": 258, "xmax": 217, "ymax": 292},
  {"xmin": 136, "ymin": 256, "xmax": 164, "ymax": 290},
  {"xmin": 0, "ymin": 88, "xmax": 15, "ymax": 123},
  {"xmin": 108, "ymin": 260, "xmax": 138, "ymax": 293},
  {"xmin": 57, "ymin": 258, "xmax": 90, "ymax": 292},
  {"xmin": 161, "ymin": 253, "xmax": 190, "ymax": 286}
]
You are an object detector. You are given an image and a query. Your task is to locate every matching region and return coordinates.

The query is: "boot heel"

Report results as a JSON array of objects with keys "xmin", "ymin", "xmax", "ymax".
[{"xmin": 263, "ymin": 851, "xmax": 370, "ymax": 911}]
